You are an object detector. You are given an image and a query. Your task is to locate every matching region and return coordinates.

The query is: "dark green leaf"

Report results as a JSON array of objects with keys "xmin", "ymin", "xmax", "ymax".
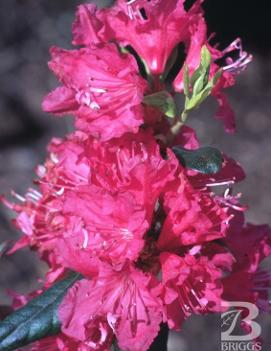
[
  {"xmin": 0, "ymin": 272, "xmax": 81, "ymax": 351},
  {"xmin": 143, "ymin": 91, "xmax": 177, "ymax": 118},
  {"xmin": 172, "ymin": 146, "xmax": 223, "ymax": 174}
]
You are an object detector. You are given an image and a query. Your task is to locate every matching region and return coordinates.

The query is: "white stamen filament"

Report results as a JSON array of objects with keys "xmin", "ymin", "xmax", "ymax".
[
  {"xmin": 206, "ymin": 180, "xmax": 235, "ymax": 187},
  {"xmin": 82, "ymin": 229, "xmax": 89, "ymax": 249},
  {"xmin": 50, "ymin": 153, "xmax": 59, "ymax": 164},
  {"xmin": 11, "ymin": 191, "xmax": 25, "ymax": 203},
  {"xmin": 88, "ymin": 87, "xmax": 107, "ymax": 93},
  {"xmin": 29, "ymin": 188, "xmax": 42, "ymax": 199},
  {"xmin": 55, "ymin": 187, "xmax": 65, "ymax": 196},
  {"xmin": 26, "ymin": 192, "xmax": 41, "ymax": 202}
]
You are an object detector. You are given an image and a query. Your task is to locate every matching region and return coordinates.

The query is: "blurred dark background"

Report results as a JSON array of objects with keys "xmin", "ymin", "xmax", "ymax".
[{"xmin": 0, "ymin": 1, "xmax": 270, "ymax": 350}]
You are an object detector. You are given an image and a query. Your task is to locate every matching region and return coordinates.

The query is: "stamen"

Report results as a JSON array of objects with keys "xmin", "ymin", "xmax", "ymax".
[
  {"xmin": 189, "ymin": 245, "xmax": 202, "ymax": 255},
  {"xmin": 29, "ymin": 188, "xmax": 42, "ymax": 199},
  {"xmin": 36, "ymin": 165, "xmax": 46, "ymax": 177},
  {"xmin": 221, "ymin": 38, "xmax": 253, "ymax": 75},
  {"xmin": 55, "ymin": 187, "xmax": 65, "ymax": 196},
  {"xmin": 120, "ymin": 228, "xmax": 133, "ymax": 240},
  {"xmin": 11, "ymin": 191, "xmax": 25, "ymax": 203},
  {"xmin": 50, "ymin": 153, "xmax": 59, "ymax": 164},
  {"xmin": 99, "ymin": 321, "xmax": 108, "ymax": 344},
  {"xmin": 206, "ymin": 180, "xmax": 235, "ymax": 187},
  {"xmin": 89, "ymin": 101, "xmax": 101, "ymax": 110},
  {"xmin": 107, "ymin": 313, "xmax": 118, "ymax": 332},
  {"xmin": 76, "ymin": 91, "xmax": 101, "ymax": 110},
  {"xmin": 88, "ymin": 87, "xmax": 107, "ymax": 93},
  {"xmin": 82, "ymin": 229, "xmax": 89, "ymax": 249},
  {"xmin": 223, "ymin": 214, "xmax": 234, "ymax": 226},
  {"xmin": 26, "ymin": 192, "xmax": 40, "ymax": 202}
]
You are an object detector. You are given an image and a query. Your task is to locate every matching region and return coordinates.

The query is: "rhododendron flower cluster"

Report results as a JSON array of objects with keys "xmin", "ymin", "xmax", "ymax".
[{"xmin": 1, "ymin": 1, "xmax": 269, "ymax": 351}]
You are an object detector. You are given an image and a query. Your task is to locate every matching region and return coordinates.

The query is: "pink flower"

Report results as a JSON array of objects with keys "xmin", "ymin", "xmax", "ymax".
[
  {"xmin": 160, "ymin": 252, "xmax": 225, "ymax": 330},
  {"xmin": 9, "ymin": 287, "xmax": 112, "ymax": 351},
  {"xmin": 74, "ymin": 0, "xmax": 203, "ymax": 75},
  {"xmin": 25, "ymin": 334, "xmax": 82, "ymax": 351},
  {"xmin": 5, "ymin": 130, "xmax": 178, "ymax": 274},
  {"xmin": 172, "ymin": 125, "xmax": 200, "ymax": 150},
  {"xmin": 55, "ymin": 189, "xmax": 149, "ymax": 271},
  {"xmin": 72, "ymin": 4, "xmax": 108, "ymax": 47},
  {"xmin": 59, "ymin": 262, "xmax": 162, "ymax": 351},
  {"xmin": 223, "ymin": 213, "xmax": 271, "ymax": 313},
  {"xmin": 42, "ymin": 44, "xmax": 147, "ymax": 141},
  {"xmin": 225, "ymin": 213, "xmax": 271, "ymax": 272},
  {"xmin": 158, "ymin": 172, "xmax": 229, "ymax": 250}
]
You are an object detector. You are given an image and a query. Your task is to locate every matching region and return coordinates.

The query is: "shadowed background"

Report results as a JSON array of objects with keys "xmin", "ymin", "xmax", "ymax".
[{"xmin": 0, "ymin": 1, "xmax": 270, "ymax": 350}]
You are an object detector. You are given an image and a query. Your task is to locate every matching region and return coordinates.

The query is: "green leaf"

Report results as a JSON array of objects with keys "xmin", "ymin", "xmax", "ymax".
[
  {"xmin": 212, "ymin": 69, "xmax": 222, "ymax": 85},
  {"xmin": 190, "ymin": 65, "xmax": 203, "ymax": 86},
  {"xmin": 143, "ymin": 91, "xmax": 177, "ymax": 118},
  {"xmin": 200, "ymin": 45, "xmax": 212, "ymax": 70},
  {"xmin": 172, "ymin": 146, "xmax": 223, "ymax": 174},
  {"xmin": 181, "ymin": 45, "xmax": 215, "ymax": 120},
  {"xmin": 183, "ymin": 64, "xmax": 190, "ymax": 96},
  {"xmin": 192, "ymin": 73, "xmax": 206, "ymax": 97},
  {"xmin": 186, "ymin": 85, "xmax": 213, "ymax": 111},
  {"xmin": 0, "ymin": 272, "xmax": 81, "ymax": 351},
  {"xmin": 119, "ymin": 46, "xmax": 130, "ymax": 55}
]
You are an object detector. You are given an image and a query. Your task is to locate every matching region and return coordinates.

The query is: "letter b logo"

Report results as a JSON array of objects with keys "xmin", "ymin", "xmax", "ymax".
[{"xmin": 221, "ymin": 301, "xmax": 261, "ymax": 341}]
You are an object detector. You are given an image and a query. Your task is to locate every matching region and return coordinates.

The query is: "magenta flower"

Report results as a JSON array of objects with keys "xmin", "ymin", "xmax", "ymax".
[
  {"xmin": 223, "ymin": 213, "xmax": 271, "ymax": 313},
  {"xmin": 158, "ymin": 172, "xmax": 229, "ymax": 249},
  {"xmin": 72, "ymin": 4, "xmax": 107, "ymax": 47},
  {"xmin": 1, "ymin": 1, "xmax": 267, "ymax": 351},
  {"xmin": 72, "ymin": 0, "xmax": 204, "ymax": 75},
  {"xmin": 42, "ymin": 44, "xmax": 147, "ymax": 141},
  {"xmin": 160, "ymin": 252, "xmax": 228, "ymax": 329},
  {"xmin": 4, "ymin": 130, "xmax": 178, "ymax": 275},
  {"xmin": 59, "ymin": 262, "xmax": 162, "ymax": 351}
]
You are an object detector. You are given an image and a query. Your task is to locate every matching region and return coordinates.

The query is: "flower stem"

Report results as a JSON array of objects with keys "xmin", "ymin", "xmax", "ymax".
[{"xmin": 170, "ymin": 120, "xmax": 184, "ymax": 137}]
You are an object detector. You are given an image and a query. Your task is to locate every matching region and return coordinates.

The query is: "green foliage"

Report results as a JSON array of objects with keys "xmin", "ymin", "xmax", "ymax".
[
  {"xmin": 0, "ymin": 272, "xmax": 81, "ymax": 351},
  {"xmin": 181, "ymin": 46, "xmax": 222, "ymax": 122},
  {"xmin": 172, "ymin": 146, "xmax": 223, "ymax": 174},
  {"xmin": 143, "ymin": 91, "xmax": 177, "ymax": 118}
]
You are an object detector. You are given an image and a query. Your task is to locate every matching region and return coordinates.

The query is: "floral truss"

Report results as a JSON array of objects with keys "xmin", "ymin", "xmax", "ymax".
[{"xmin": 0, "ymin": 1, "xmax": 269, "ymax": 351}]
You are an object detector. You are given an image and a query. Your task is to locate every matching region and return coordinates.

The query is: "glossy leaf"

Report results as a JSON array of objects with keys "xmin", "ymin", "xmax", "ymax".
[
  {"xmin": 0, "ymin": 272, "xmax": 81, "ymax": 351},
  {"xmin": 172, "ymin": 146, "xmax": 223, "ymax": 174}
]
